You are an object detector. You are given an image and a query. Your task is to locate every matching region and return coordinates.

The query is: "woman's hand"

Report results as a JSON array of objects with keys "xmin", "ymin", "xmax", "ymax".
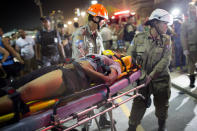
[{"xmin": 104, "ymin": 68, "xmax": 118, "ymax": 85}]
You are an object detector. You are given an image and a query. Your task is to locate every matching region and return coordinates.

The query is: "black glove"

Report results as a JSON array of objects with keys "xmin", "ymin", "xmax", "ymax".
[{"xmin": 144, "ymin": 75, "xmax": 152, "ymax": 108}]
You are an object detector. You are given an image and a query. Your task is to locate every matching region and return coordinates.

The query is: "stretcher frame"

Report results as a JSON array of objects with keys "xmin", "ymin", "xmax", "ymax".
[{"xmin": 1, "ymin": 70, "xmax": 143, "ymax": 131}]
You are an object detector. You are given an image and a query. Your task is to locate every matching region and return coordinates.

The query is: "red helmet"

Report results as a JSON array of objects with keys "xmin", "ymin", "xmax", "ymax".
[{"xmin": 87, "ymin": 4, "xmax": 108, "ymax": 20}]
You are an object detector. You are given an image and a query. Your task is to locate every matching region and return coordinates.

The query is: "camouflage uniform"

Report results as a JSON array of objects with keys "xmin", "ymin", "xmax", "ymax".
[
  {"xmin": 72, "ymin": 24, "xmax": 104, "ymax": 59},
  {"xmin": 127, "ymin": 31, "xmax": 172, "ymax": 127},
  {"xmin": 180, "ymin": 15, "xmax": 197, "ymax": 83}
]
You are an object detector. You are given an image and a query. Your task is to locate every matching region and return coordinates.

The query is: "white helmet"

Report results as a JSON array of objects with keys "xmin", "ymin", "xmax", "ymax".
[{"xmin": 149, "ymin": 9, "xmax": 173, "ymax": 25}]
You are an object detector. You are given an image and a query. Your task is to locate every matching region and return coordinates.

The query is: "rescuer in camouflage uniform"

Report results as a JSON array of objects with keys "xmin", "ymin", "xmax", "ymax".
[
  {"xmin": 72, "ymin": 4, "xmax": 116, "ymax": 128},
  {"xmin": 72, "ymin": 4, "xmax": 108, "ymax": 59},
  {"xmin": 127, "ymin": 9, "xmax": 173, "ymax": 131},
  {"xmin": 180, "ymin": 1, "xmax": 197, "ymax": 88}
]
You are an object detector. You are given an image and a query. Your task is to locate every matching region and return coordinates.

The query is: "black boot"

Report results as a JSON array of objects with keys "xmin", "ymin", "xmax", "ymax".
[
  {"xmin": 127, "ymin": 124, "xmax": 137, "ymax": 131},
  {"xmin": 158, "ymin": 119, "xmax": 167, "ymax": 131},
  {"xmin": 189, "ymin": 74, "xmax": 195, "ymax": 88}
]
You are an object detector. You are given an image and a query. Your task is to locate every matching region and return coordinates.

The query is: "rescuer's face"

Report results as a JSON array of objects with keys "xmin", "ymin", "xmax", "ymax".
[
  {"xmin": 157, "ymin": 21, "xmax": 168, "ymax": 34},
  {"xmin": 90, "ymin": 16, "xmax": 99, "ymax": 30}
]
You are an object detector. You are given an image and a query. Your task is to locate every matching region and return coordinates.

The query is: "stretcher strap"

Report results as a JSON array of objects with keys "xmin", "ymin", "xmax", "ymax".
[
  {"xmin": 114, "ymin": 54, "xmax": 127, "ymax": 72},
  {"xmin": 2, "ymin": 87, "xmax": 29, "ymax": 122},
  {"xmin": 104, "ymin": 84, "xmax": 110, "ymax": 99},
  {"xmin": 125, "ymin": 76, "xmax": 131, "ymax": 84}
]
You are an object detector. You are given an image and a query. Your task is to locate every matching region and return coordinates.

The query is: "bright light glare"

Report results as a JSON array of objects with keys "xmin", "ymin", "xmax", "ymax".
[
  {"xmin": 64, "ymin": 24, "xmax": 68, "ymax": 28},
  {"xmin": 91, "ymin": 0, "xmax": 97, "ymax": 5},
  {"xmin": 74, "ymin": 17, "xmax": 78, "ymax": 22},
  {"xmin": 131, "ymin": 12, "xmax": 136, "ymax": 15},
  {"xmin": 114, "ymin": 10, "xmax": 130, "ymax": 15},
  {"xmin": 81, "ymin": 11, "xmax": 86, "ymax": 17},
  {"xmin": 68, "ymin": 21, "xmax": 72, "ymax": 25},
  {"xmin": 32, "ymin": 35, "xmax": 35, "ymax": 39},
  {"xmin": 171, "ymin": 9, "xmax": 180, "ymax": 17},
  {"xmin": 111, "ymin": 16, "xmax": 115, "ymax": 19}
]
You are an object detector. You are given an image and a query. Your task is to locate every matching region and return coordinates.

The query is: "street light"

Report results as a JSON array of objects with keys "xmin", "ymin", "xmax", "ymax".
[
  {"xmin": 131, "ymin": 12, "xmax": 136, "ymax": 15},
  {"xmin": 68, "ymin": 21, "xmax": 72, "ymax": 25},
  {"xmin": 111, "ymin": 16, "xmax": 115, "ymax": 19},
  {"xmin": 74, "ymin": 17, "xmax": 78, "ymax": 22},
  {"xmin": 64, "ymin": 24, "xmax": 68, "ymax": 28},
  {"xmin": 171, "ymin": 8, "xmax": 180, "ymax": 17},
  {"xmin": 91, "ymin": 0, "xmax": 97, "ymax": 5},
  {"xmin": 81, "ymin": 11, "xmax": 86, "ymax": 17}
]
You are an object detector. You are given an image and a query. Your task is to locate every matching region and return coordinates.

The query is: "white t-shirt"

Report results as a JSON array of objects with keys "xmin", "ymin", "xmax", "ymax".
[{"xmin": 16, "ymin": 36, "xmax": 35, "ymax": 60}]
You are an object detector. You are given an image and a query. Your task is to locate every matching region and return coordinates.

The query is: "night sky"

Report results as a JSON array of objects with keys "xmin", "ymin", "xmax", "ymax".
[{"xmin": 0, "ymin": 0, "xmax": 89, "ymax": 32}]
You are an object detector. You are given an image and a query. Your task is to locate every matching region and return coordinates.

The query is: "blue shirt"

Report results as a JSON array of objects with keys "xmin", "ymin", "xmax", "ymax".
[{"xmin": 0, "ymin": 37, "xmax": 14, "ymax": 66}]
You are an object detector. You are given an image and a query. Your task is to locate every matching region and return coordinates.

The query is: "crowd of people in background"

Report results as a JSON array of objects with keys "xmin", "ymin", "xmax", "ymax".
[
  {"xmin": 0, "ymin": 3, "xmax": 194, "ymax": 90},
  {"xmin": 0, "ymin": 11, "xmax": 188, "ymax": 89},
  {"xmin": 0, "ymin": 2, "xmax": 197, "ymax": 131}
]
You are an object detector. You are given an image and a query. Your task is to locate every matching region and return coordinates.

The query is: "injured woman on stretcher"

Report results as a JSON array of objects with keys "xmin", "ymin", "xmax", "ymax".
[{"xmin": 0, "ymin": 53, "xmax": 126, "ymax": 116}]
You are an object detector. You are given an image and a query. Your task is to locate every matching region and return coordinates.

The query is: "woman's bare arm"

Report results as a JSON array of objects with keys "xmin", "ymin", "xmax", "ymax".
[
  {"xmin": 2, "ymin": 37, "xmax": 24, "ymax": 64},
  {"xmin": 80, "ymin": 62, "xmax": 118, "ymax": 85}
]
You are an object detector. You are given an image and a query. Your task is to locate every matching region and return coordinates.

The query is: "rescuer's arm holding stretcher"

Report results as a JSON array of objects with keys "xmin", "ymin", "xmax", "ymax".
[{"xmin": 0, "ymin": 54, "xmax": 121, "ymax": 115}]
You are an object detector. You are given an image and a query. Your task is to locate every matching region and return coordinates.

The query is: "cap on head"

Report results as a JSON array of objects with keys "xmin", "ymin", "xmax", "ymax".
[
  {"xmin": 87, "ymin": 4, "xmax": 108, "ymax": 20},
  {"xmin": 40, "ymin": 16, "xmax": 51, "ymax": 22},
  {"xmin": 146, "ymin": 8, "xmax": 173, "ymax": 25}
]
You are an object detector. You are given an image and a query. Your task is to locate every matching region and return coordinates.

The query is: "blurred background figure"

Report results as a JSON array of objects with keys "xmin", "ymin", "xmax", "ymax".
[
  {"xmin": 181, "ymin": 1, "xmax": 197, "ymax": 88},
  {"xmin": 173, "ymin": 19, "xmax": 186, "ymax": 71},
  {"xmin": 73, "ymin": 22, "xmax": 79, "ymax": 32},
  {"xmin": 0, "ymin": 27, "xmax": 24, "ymax": 88},
  {"xmin": 123, "ymin": 16, "xmax": 136, "ymax": 51},
  {"xmin": 16, "ymin": 29, "xmax": 36, "ymax": 76},
  {"xmin": 10, "ymin": 33, "xmax": 18, "ymax": 48},
  {"xmin": 35, "ymin": 16, "xmax": 65, "ymax": 67},
  {"xmin": 100, "ymin": 22, "xmax": 113, "ymax": 50}
]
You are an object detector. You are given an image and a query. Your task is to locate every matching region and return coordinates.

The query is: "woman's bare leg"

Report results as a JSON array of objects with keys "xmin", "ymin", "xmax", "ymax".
[{"xmin": 0, "ymin": 69, "xmax": 64, "ymax": 115}]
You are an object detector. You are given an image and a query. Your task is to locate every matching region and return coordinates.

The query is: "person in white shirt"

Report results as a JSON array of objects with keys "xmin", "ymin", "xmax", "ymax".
[
  {"xmin": 100, "ymin": 24, "xmax": 113, "ymax": 50},
  {"xmin": 16, "ymin": 29, "xmax": 36, "ymax": 75}
]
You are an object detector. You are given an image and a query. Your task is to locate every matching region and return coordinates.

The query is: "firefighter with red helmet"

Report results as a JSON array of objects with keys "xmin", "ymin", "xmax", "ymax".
[
  {"xmin": 72, "ymin": 4, "xmax": 108, "ymax": 59},
  {"xmin": 72, "ymin": 4, "xmax": 115, "ymax": 128}
]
